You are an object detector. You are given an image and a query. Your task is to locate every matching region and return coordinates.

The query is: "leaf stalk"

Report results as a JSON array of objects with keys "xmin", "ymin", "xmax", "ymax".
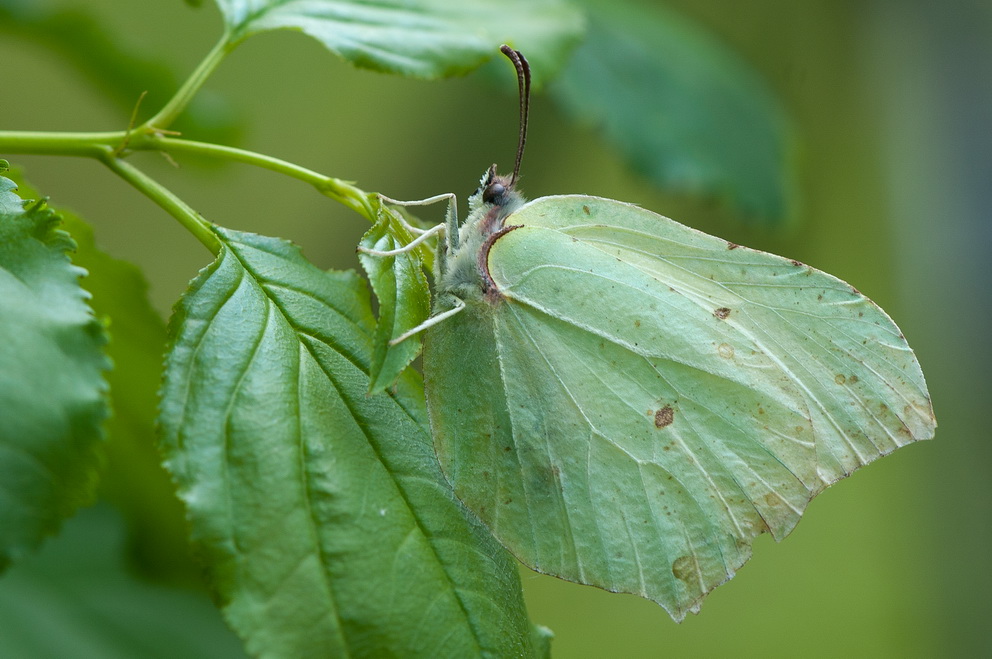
[
  {"xmin": 141, "ymin": 34, "xmax": 233, "ymax": 133},
  {"xmin": 98, "ymin": 154, "xmax": 221, "ymax": 255},
  {"xmin": 141, "ymin": 135, "xmax": 375, "ymax": 220}
]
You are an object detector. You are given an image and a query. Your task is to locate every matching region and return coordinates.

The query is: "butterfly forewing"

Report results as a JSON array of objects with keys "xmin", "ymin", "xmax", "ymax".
[
  {"xmin": 507, "ymin": 196, "xmax": 934, "ymax": 489},
  {"xmin": 424, "ymin": 194, "xmax": 934, "ymax": 621}
]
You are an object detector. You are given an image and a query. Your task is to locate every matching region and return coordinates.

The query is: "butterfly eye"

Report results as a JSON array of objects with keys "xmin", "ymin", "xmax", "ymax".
[{"xmin": 483, "ymin": 182, "xmax": 505, "ymax": 204}]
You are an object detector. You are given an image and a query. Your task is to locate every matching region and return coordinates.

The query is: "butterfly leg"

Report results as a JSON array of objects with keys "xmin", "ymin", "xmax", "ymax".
[
  {"xmin": 388, "ymin": 296, "xmax": 465, "ymax": 346},
  {"xmin": 356, "ymin": 221, "xmax": 445, "ymax": 256},
  {"xmin": 377, "ymin": 192, "xmax": 460, "ymax": 252}
]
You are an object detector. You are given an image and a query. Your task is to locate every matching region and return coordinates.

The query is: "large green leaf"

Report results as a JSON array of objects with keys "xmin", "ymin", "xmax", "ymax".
[
  {"xmin": 551, "ymin": 1, "xmax": 797, "ymax": 223},
  {"xmin": 0, "ymin": 505, "xmax": 245, "ymax": 659},
  {"xmin": 159, "ymin": 226, "xmax": 543, "ymax": 657},
  {"xmin": 8, "ymin": 171, "xmax": 192, "ymax": 582},
  {"xmin": 425, "ymin": 193, "xmax": 935, "ymax": 621},
  {"xmin": 0, "ymin": 174, "xmax": 110, "ymax": 573},
  {"xmin": 215, "ymin": 0, "xmax": 584, "ymax": 82}
]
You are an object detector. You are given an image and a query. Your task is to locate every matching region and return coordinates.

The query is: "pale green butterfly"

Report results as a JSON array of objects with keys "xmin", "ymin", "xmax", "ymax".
[{"xmin": 386, "ymin": 46, "xmax": 935, "ymax": 621}]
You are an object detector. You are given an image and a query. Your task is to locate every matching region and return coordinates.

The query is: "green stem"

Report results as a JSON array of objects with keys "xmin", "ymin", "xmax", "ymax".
[
  {"xmin": 142, "ymin": 34, "xmax": 232, "ymax": 132},
  {"xmin": 0, "ymin": 31, "xmax": 380, "ymax": 233},
  {"xmin": 0, "ymin": 129, "xmax": 376, "ymax": 221},
  {"xmin": 144, "ymin": 135, "xmax": 375, "ymax": 220},
  {"xmin": 0, "ymin": 130, "xmax": 122, "ymax": 157},
  {"xmin": 100, "ymin": 153, "xmax": 221, "ymax": 255}
]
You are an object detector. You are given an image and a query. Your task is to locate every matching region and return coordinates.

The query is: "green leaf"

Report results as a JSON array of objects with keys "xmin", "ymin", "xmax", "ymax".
[
  {"xmin": 159, "ymin": 226, "xmax": 543, "ymax": 657},
  {"xmin": 358, "ymin": 197, "xmax": 431, "ymax": 394},
  {"xmin": 425, "ymin": 194, "xmax": 935, "ymax": 621},
  {"xmin": 0, "ymin": 176, "xmax": 110, "ymax": 573},
  {"xmin": 551, "ymin": 1, "xmax": 797, "ymax": 223},
  {"xmin": 64, "ymin": 219, "xmax": 195, "ymax": 581},
  {"xmin": 7, "ymin": 171, "xmax": 192, "ymax": 582},
  {"xmin": 531, "ymin": 625, "xmax": 553, "ymax": 659},
  {"xmin": 215, "ymin": 0, "xmax": 584, "ymax": 83},
  {"xmin": 0, "ymin": 505, "xmax": 246, "ymax": 659}
]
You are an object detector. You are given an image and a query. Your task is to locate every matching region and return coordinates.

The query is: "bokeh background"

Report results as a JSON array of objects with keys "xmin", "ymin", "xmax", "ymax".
[{"xmin": 2, "ymin": 0, "xmax": 988, "ymax": 656}]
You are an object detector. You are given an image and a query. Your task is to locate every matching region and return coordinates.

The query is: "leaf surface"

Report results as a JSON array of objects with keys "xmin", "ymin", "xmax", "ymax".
[
  {"xmin": 0, "ymin": 505, "xmax": 246, "ymax": 659},
  {"xmin": 66, "ymin": 217, "xmax": 196, "ymax": 579},
  {"xmin": 8, "ymin": 172, "xmax": 191, "ymax": 580},
  {"xmin": 358, "ymin": 197, "xmax": 431, "ymax": 394},
  {"xmin": 214, "ymin": 0, "xmax": 584, "ymax": 82},
  {"xmin": 0, "ymin": 175, "xmax": 110, "ymax": 573},
  {"xmin": 159, "ymin": 226, "xmax": 542, "ymax": 657},
  {"xmin": 551, "ymin": 2, "xmax": 797, "ymax": 223},
  {"xmin": 425, "ymin": 195, "xmax": 935, "ymax": 620}
]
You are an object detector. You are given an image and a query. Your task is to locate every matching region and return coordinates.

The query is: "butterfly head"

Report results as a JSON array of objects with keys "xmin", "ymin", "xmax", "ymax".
[
  {"xmin": 465, "ymin": 46, "xmax": 531, "ymax": 218},
  {"xmin": 469, "ymin": 163, "xmax": 520, "ymax": 212},
  {"xmin": 439, "ymin": 47, "xmax": 531, "ymax": 302}
]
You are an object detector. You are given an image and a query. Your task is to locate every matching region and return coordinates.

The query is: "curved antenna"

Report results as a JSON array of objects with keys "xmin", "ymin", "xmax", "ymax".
[{"xmin": 499, "ymin": 45, "xmax": 530, "ymax": 186}]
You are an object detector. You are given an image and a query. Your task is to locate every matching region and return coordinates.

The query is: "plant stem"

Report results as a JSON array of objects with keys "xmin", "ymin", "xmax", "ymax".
[
  {"xmin": 144, "ymin": 136, "xmax": 375, "ymax": 220},
  {"xmin": 0, "ymin": 32, "xmax": 381, "ymax": 235},
  {"xmin": 0, "ymin": 131, "xmax": 122, "ymax": 157},
  {"xmin": 100, "ymin": 153, "xmax": 221, "ymax": 255},
  {"xmin": 142, "ymin": 34, "xmax": 232, "ymax": 132},
  {"xmin": 0, "ymin": 30, "xmax": 379, "ymax": 254},
  {"xmin": 0, "ymin": 129, "xmax": 376, "ymax": 220}
]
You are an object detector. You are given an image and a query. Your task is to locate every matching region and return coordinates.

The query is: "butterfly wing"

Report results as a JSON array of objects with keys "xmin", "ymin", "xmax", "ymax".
[{"xmin": 424, "ymin": 195, "xmax": 934, "ymax": 620}]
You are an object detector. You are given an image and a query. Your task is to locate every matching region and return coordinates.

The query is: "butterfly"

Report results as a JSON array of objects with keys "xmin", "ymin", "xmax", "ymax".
[{"xmin": 377, "ymin": 46, "xmax": 935, "ymax": 621}]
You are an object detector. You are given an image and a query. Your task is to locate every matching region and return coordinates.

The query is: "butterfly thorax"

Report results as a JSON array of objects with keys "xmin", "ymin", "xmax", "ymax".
[{"xmin": 438, "ymin": 165, "xmax": 525, "ymax": 304}]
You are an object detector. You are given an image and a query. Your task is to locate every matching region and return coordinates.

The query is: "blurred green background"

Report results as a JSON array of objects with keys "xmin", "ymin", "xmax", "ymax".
[{"xmin": 1, "ymin": 0, "xmax": 987, "ymax": 657}]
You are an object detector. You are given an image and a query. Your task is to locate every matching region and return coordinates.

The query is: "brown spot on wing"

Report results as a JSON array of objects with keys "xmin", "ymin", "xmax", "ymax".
[
  {"xmin": 672, "ymin": 555, "xmax": 698, "ymax": 583},
  {"xmin": 655, "ymin": 405, "xmax": 675, "ymax": 428},
  {"xmin": 763, "ymin": 492, "xmax": 784, "ymax": 507}
]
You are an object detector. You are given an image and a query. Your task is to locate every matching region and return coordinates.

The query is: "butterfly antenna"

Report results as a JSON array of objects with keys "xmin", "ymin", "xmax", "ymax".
[{"xmin": 500, "ymin": 45, "xmax": 530, "ymax": 187}]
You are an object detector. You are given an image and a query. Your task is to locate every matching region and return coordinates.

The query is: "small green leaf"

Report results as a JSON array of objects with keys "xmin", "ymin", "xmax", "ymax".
[
  {"xmin": 0, "ymin": 505, "xmax": 246, "ymax": 659},
  {"xmin": 551, "ymin": 1, "xmax": 798, "ymax": 223},
  {"xmin": 160, "ymin": 226, "xmax": 543, "ymax": 657},
  {"xmin": 358, "ymin": 197, "xmax": 431, "ymax": 394},
  {"xmin": 215, "ymin": 0, "xmax": 584, "ymax": 83},
  {"xmin": 0, "ymin": 176, "xmax": 110, "ymax": 573},
  {"xmin": 531, "ymin": 624, "xmax": 554, "ymax": 659}
]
